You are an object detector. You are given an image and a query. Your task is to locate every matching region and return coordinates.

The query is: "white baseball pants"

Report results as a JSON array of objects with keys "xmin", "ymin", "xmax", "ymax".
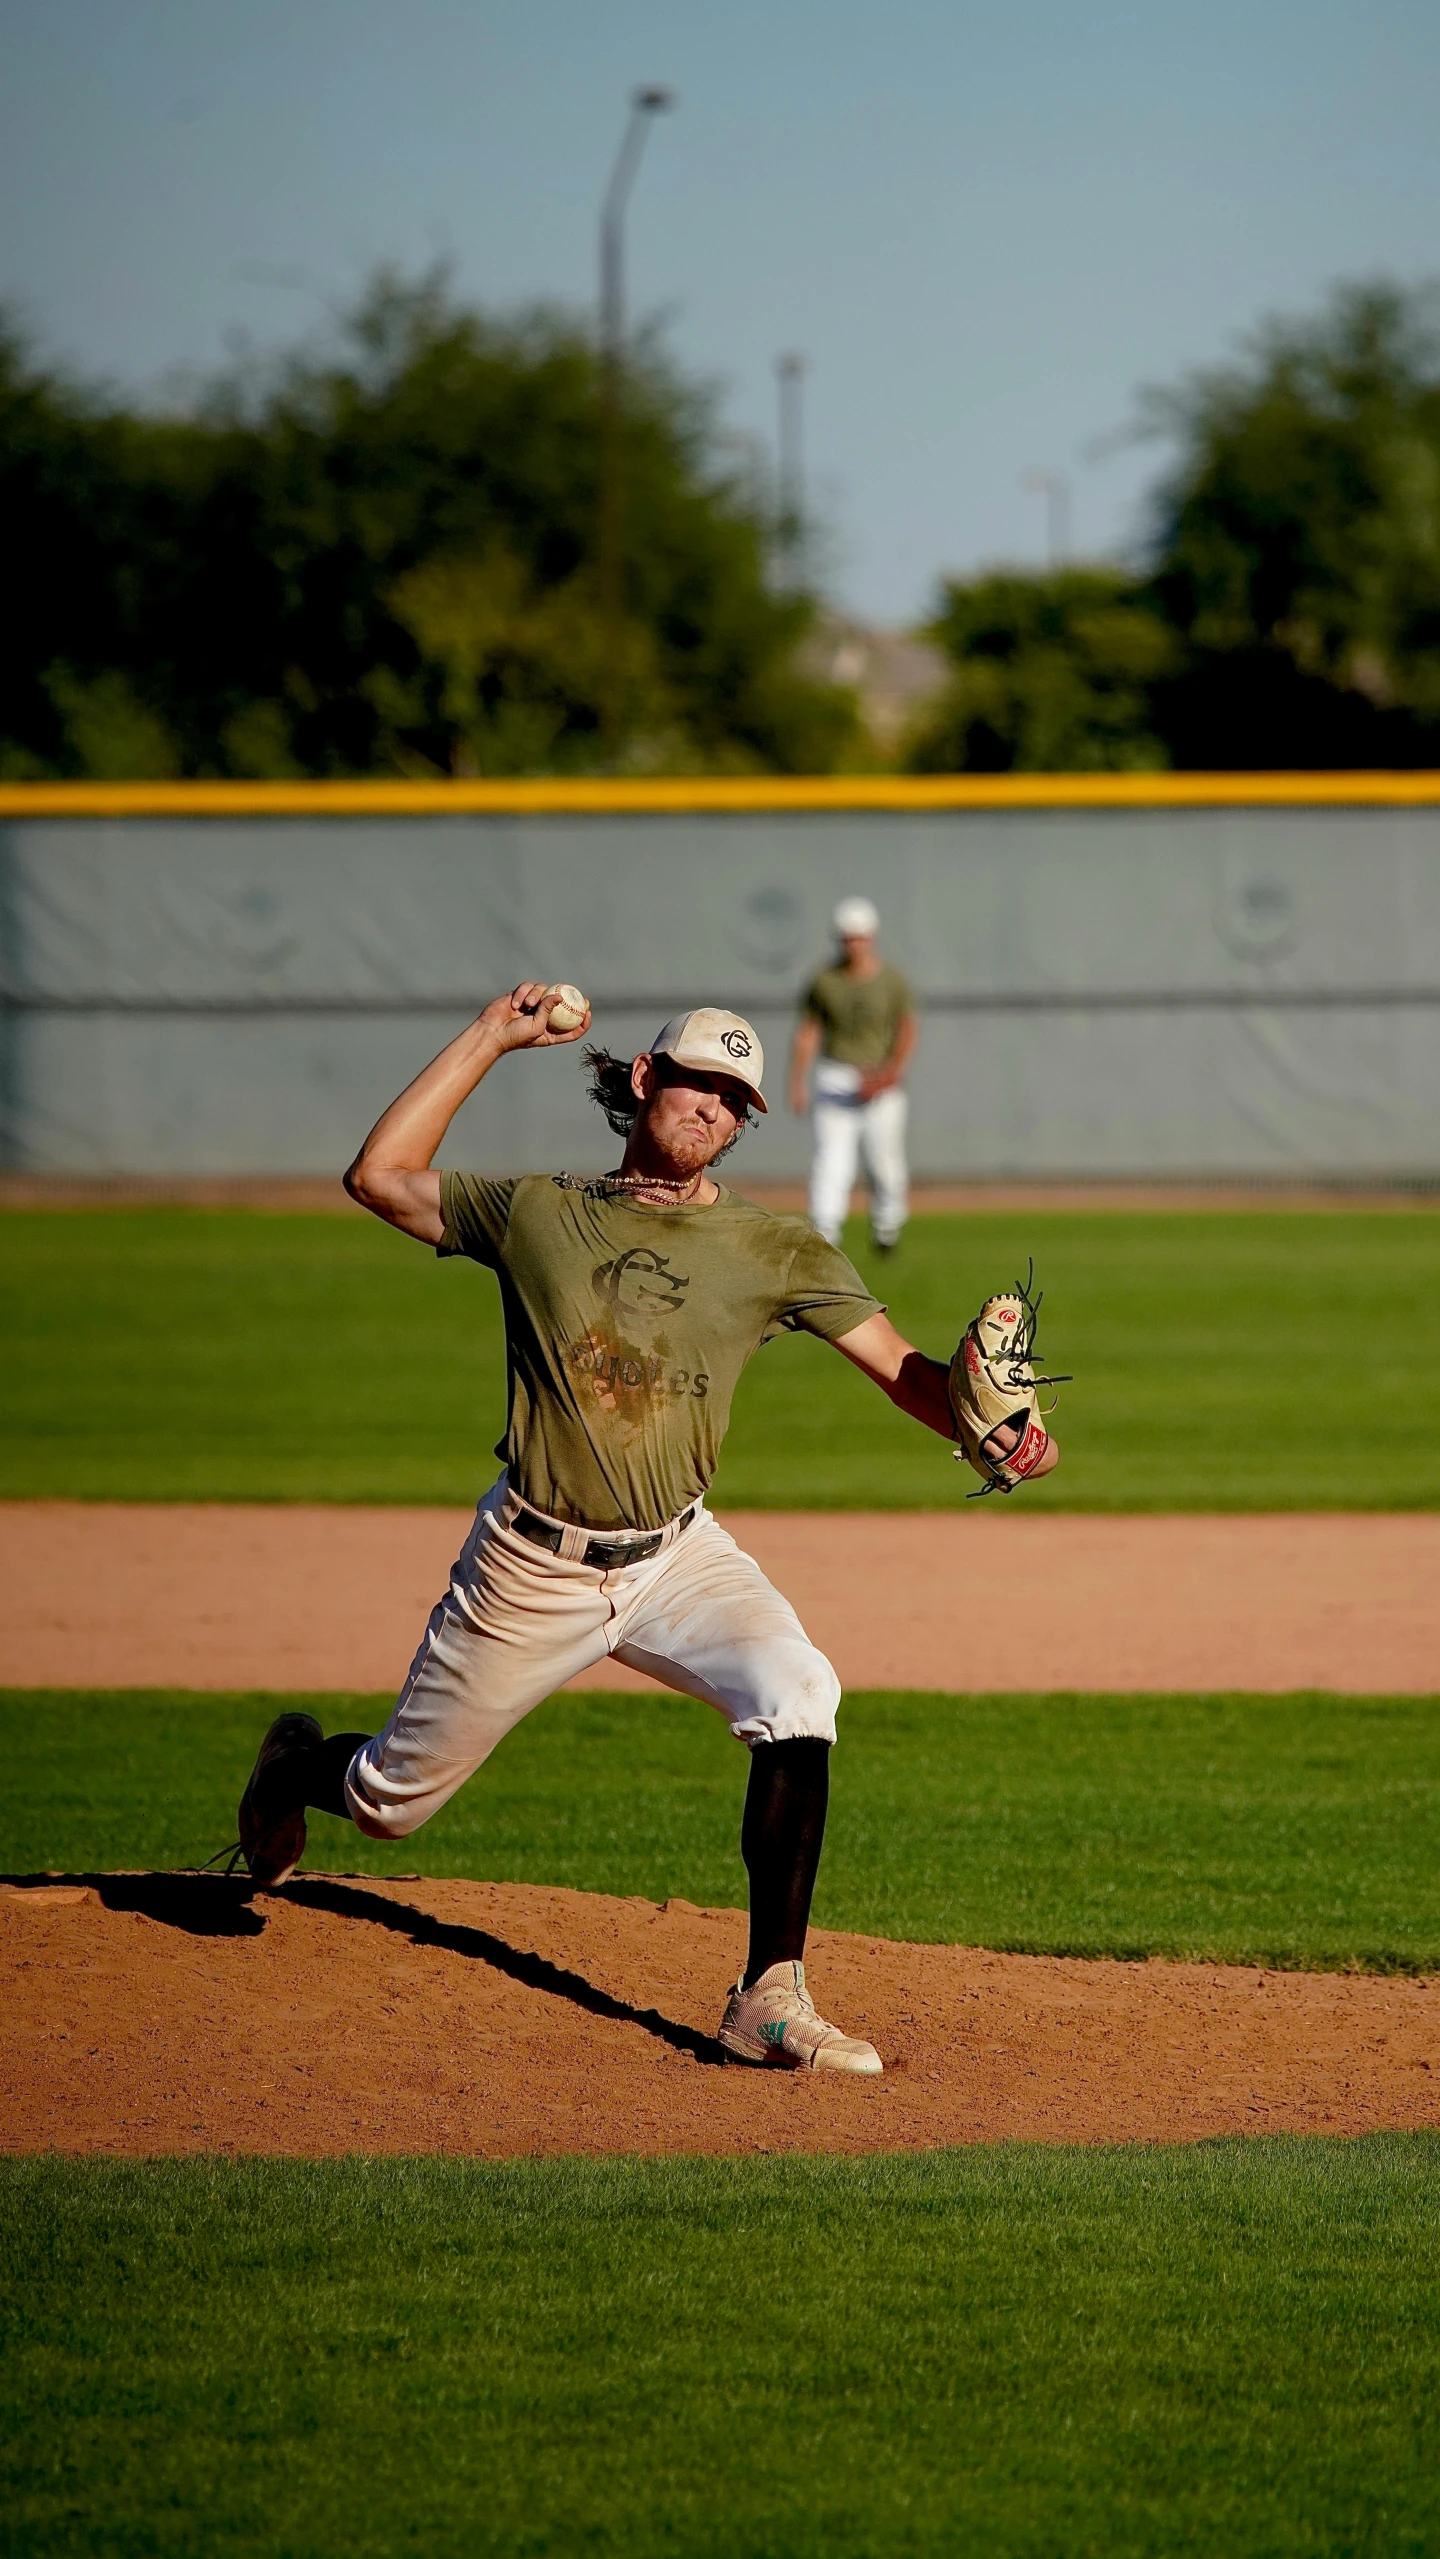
[
  {"xmin": 808, "ymin": 1073, "xmax": 909, "ymax": 1248},
  {"xmin": 345, "ymin": 1474, "xmax": 841, "ymax": 1841}
]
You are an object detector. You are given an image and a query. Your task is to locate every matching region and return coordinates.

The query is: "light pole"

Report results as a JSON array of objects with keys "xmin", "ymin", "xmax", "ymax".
[
  {"xmin": 1023, "ymin": 468, "xmax": 1071, "ymax": 569},
  {"xmin": 775, "ymin": 352, "xmax": 806, "ymax": 589},
  {"xmin": 597, "ymin": 85, "xmax": 674, "ymax": 754}
]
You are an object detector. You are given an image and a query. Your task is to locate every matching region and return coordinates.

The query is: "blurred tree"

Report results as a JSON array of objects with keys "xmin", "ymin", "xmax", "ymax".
[
  {"xmin": 905, "ymin": 568, "xmax": 1175, "ymax": 772},
  {"xmin": 19, "ymin": 271, "xmax": 1440, "ymax": 780},
  {"xmin": 907, "ymin": 281, "xmax": 1440, "ymax": 773},
  {"xmin": 0, "ymin": 274, "xmax": 854, "ymax": 779},
  {"xmin": 1146, "ymin": 281, "xmax": 1440, "ymax": 766}
]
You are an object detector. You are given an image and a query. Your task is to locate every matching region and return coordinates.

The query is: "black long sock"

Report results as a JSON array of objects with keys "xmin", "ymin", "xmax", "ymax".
[
  {"xmin": 303, "ymin": 1732, "xmax": 370, "ymax": 1819},
  {"xmin": 741, "ymin": 1738, "xmax": 831, "ymax": 1986}
]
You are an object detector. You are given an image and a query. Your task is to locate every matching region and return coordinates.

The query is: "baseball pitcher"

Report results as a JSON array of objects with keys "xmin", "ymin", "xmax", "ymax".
[{"xmin": 235, "ymin": 983, "xmax": 1062, "ymax": 2075}]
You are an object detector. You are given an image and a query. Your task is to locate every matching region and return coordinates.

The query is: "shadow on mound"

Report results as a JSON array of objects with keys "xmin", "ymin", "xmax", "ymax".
[
  {"xmin": 0, "ymin": 1868, "xmax": 729, "ymax": 2061},
  {"xmin": 288, "ymin": 1875, "xmax": 728, "ymax": 2067},
  {"xmin": 2, "ymin": 1872, "xmax": 266, "ymax": 1937}
]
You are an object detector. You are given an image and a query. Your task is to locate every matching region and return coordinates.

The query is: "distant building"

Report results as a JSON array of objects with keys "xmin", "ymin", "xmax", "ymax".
[{"xmin": 800, "ymin": 615, "xmax": 949, "ymax": 759}]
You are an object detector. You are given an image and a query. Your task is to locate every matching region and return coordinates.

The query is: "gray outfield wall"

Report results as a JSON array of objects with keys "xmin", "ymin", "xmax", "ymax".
[{"xmin": 3, "ymin": 801, "xmax": 1440, "ymax": 1179}]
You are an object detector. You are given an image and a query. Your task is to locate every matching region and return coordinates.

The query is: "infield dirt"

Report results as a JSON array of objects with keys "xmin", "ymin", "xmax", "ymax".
[
  {"xmin": 5, "ymin": 1874, "xmax": 1439, "ymax": 2157},
  {"xmin": 7, "ymin": 1502, "xmax": 1440, "ymax": 1693}
]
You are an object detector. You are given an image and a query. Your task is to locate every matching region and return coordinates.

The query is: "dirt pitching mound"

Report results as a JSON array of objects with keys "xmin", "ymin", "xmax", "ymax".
[{"xmin": 5, "ymin": 1875, "xmax": 1439, "ymax": 2156}]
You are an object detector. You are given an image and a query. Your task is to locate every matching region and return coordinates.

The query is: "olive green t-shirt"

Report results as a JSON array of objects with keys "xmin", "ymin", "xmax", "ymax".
[
  {"xmin": 802, "ymin": 961, "xmax": 914, "ymax": 1068},
  {"xmin": 437, "ymin": 1172, "xmax": 882, "ymax": 1531}
]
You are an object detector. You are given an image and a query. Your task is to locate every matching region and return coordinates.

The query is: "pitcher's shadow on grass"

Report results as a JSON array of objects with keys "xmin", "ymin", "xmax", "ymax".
[{"xmin": 3, "ymin": 1871, "xmax": 727, "ymax": 2064}]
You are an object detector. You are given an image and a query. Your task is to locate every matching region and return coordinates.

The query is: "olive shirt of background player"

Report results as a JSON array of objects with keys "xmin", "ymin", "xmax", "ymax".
[
  {"xmin": 801, "ymin": 959, "xmax": 915, "ymax": 1070},
  {"xmin": 438, "ymin": 1168, "xmax": 882, "ymax": 1531}
]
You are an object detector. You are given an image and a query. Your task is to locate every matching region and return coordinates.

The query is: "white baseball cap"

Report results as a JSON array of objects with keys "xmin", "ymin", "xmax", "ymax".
[
  {"xmin": 833, "ymin": 895, "xmax": 879, "ymax": 939},
  {"xmin": 650, "ymin": 1008, "xmax": 768, "ymax": 1112}
]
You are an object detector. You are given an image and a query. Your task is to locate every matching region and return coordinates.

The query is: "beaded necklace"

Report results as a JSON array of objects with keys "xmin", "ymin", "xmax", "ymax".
[{"xmin": 552, "ymin": 1169, "xmax": 709, "ymax": 1204}]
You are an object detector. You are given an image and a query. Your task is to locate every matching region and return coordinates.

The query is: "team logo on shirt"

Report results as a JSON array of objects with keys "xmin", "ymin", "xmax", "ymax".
[{"xmin": 592, "ymin": 1248, "xmax": 691, "ymax": 1316}]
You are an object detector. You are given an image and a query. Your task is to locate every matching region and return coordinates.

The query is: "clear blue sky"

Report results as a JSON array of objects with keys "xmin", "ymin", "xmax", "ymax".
[{"xmin": 4, "ymin": 0, "xmax": 1439, "ymax": 620}]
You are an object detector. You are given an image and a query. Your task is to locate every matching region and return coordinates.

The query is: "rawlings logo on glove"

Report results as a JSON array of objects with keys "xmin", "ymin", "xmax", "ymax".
[{"xmin": 947, "ymin": 1262, "xmax": 1071, "ymax": 1497}]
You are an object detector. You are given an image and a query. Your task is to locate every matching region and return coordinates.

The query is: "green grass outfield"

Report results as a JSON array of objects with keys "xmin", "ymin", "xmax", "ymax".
[
  {"xmin": 5, "ymin": 1204, "xmax": 1440, "ymax": 1507},
  {"xmin": 12, "ymin": 1685, "xmax": 1440, "ymax": 1970},
  {"xmin": 6, "ymin": 2143, "xmax": 1440, "ymax": 2559}
]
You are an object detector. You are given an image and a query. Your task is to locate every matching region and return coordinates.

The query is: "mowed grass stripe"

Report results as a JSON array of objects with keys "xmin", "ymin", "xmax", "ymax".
[
  {"xmin": 10, "ymin": 1686, "xmax": 1440, "ymax": 1971},
  {"xmin": 5, "ymin": 1205, "xmax": 1440, "ymax": 1507},
  {"xmin": 6, "ymin": 2143, "xmax": 1440, "ymax": 2559}
]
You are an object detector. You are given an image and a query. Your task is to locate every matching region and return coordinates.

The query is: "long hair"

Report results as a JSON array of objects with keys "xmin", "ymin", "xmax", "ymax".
[
  {"xmin": 583, "ymin": 1047, "xmax": 643, "ymax": 1137},
  {"xmin": 582, "ymin": 1046, "xmax": 757, "ymax": 1154}
]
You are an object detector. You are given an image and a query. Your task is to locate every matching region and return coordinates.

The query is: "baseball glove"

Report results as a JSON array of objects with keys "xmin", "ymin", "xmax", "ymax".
[{"xmin": 947, "ymin": 1262, "xmax": 1070, "ymax": 1497}]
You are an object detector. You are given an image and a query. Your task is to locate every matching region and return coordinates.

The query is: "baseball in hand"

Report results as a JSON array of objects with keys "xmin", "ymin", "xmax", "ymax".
[{"xmin": 544, "ymin": 982, "xmax": 589, "ymax": 1034}]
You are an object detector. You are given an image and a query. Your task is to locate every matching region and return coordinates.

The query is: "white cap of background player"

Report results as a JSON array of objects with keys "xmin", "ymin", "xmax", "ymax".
[
  {"xmin": 833, "ymin": 895, "xmax": 879, "ymax": 939},
  {"xmin": 650, "ymin": 1008, "xmax": 768, "ymax": 1113}
]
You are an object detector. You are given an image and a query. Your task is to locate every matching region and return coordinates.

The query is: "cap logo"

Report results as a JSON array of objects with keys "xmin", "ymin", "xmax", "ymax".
[{"xmin": 721, "ymin": 1028, "xmax": 753, "ymax": 1058}]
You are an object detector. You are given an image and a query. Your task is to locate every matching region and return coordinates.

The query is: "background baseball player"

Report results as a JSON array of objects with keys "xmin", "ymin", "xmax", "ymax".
[
  {"xmin": 790, "ymin": 895, "xmax": 917, "ymax": 1255},
  {"xmin": 235, "ymin": 982, "xmax": 1059, "ymax": 2075}
]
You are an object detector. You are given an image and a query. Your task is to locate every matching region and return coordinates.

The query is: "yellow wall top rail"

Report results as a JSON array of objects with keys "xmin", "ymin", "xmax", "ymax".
[{"xmin": 5, "ymin": 771, "xmax": 1440, "ymax": 818}]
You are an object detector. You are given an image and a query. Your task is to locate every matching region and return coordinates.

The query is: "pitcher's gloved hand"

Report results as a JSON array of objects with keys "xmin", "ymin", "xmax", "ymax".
[{"xmin": 947, "ymin": 1263, "xmax": 1071, "ymax": 1496}]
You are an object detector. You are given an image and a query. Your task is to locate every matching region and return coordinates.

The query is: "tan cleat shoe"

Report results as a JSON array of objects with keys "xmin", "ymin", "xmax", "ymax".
[{"xmin": 717, "ymin": 1960, "xmax": 883, "ymax": 2075}]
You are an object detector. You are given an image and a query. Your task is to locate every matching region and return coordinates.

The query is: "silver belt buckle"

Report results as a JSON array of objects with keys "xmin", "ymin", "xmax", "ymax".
[{"xmin": 585, "ymin": 1531, "xmax": 661, "ymax": 1570}]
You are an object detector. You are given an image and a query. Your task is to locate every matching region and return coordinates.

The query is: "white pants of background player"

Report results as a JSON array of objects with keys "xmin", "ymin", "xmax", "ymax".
[
  {"xmin": 344, "ymin": 1473, "xmax": 840, "ymax": 1839},
  {"xmin": 808, "ymin": 1057, "xmax": 909, "ymax": 1249}
]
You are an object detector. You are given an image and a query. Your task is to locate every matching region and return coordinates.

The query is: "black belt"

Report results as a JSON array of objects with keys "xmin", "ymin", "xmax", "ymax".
[{"xmin": 510, "ymin": 1501, "xmax": 697, "ymax": 1572}]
